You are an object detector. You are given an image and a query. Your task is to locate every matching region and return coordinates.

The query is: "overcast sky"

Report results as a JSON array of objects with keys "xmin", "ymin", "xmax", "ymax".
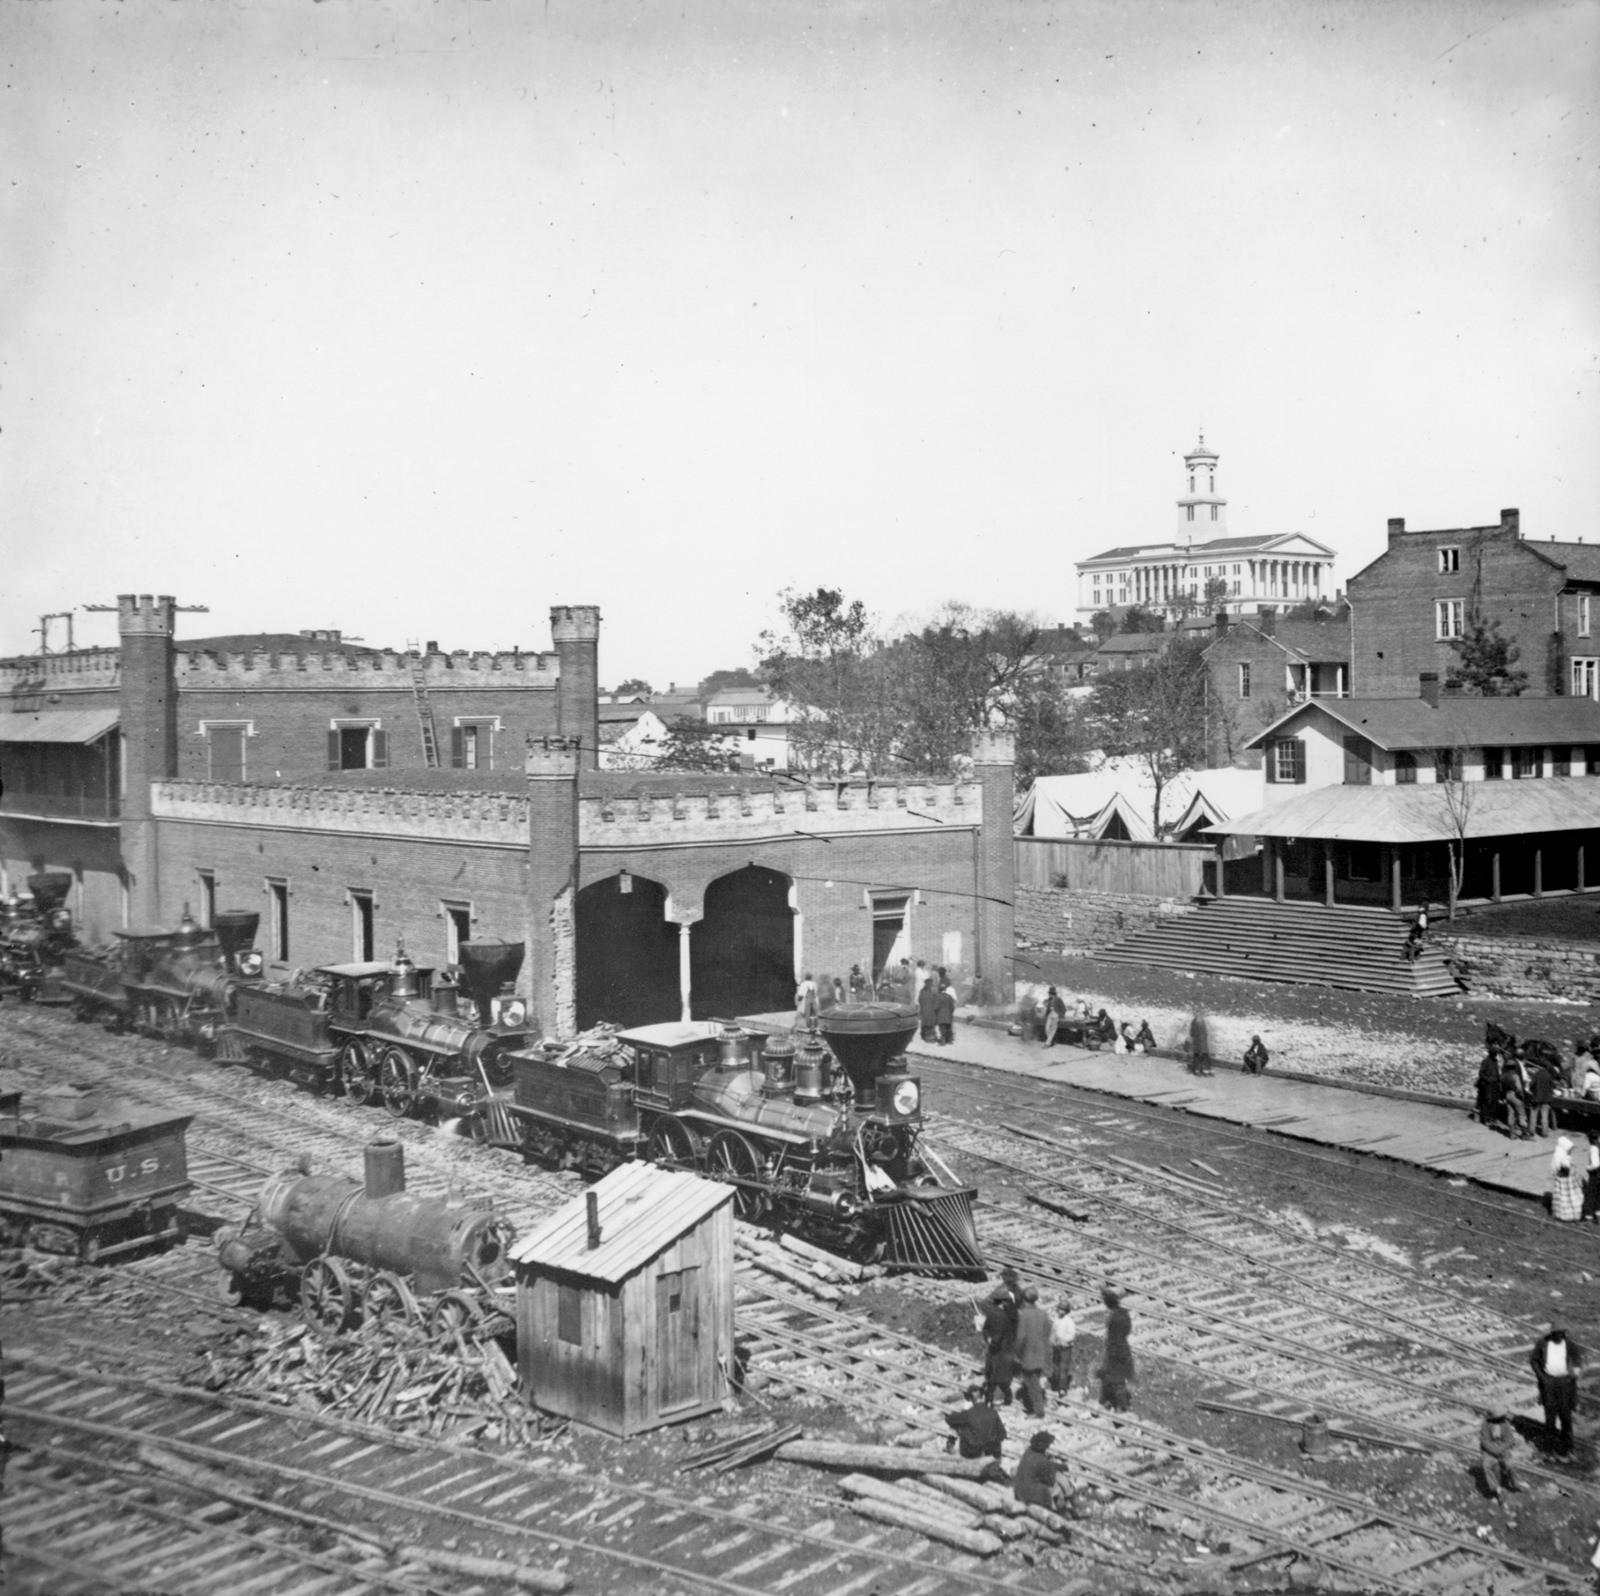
[{"xmin": 5, "ymin": 1, "xmax": 1597, "ymax": 687}]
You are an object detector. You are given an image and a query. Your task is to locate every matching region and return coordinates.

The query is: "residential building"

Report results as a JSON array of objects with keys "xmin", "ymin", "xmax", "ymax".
[
  {"xmin": 1202, "ymin": 608, "xmax": 1350, "ymax": 767},
  {"xmin": 1075, "ymin": 437, "xmax": 1337, "ymax": 622},
  {"xmin": 701, "ymin": 684, "xmax": 803, "ymax": 770},
  {"xmin": 1346, "ymin": 507, "xmax": 1600, "ymax": 698}
]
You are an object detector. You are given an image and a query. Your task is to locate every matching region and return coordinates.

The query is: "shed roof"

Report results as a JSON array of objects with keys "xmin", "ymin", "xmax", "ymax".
[
  {"xmin": 1245, "ymin": 696, "xmax": 1600, "ymax": 752},
  {"xmin": 1203, "ymin": 777, "xmax": 1600, "ymax": 844},
  {"xmin": 0, "ymin": 708, "xmax": 119, "ymax": 745},
  {"xmin": 509, "ymin": 1161, "xmax": 732, "ymax": 1282}
]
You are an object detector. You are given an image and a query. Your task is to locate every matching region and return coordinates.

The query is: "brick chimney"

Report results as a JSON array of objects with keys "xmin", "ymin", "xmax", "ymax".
[
  {"xmin": 1213, "ymin": 612, "xmax": 1230, "ymax": 638},
  {"xmin": 1387, "ymin": 517, "xmax": 1406, "ymax": 542},
  {"xmin": 1501, "ymin": 507, "xmax": 1520, "ymax": 538},
  {"xmin": 550, "ymin": 605, "xmax": 601, "ymax": 771},
  {"xmin": 1420, "ymin": 671, "xmax": 1441, "ymax": 708},
  {"xmin": 1258, "ymin": 607, "xmax": 1277, "ymax": 638}
]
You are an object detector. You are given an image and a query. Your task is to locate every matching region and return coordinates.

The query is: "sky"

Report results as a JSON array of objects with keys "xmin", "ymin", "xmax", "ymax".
[{"xmin": 4, "ymin": 0, "xmax": 1598, "ymax": 688}]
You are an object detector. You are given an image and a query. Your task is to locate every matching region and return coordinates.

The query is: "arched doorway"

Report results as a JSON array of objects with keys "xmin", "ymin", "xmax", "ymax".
[
  {"xmin": 690, "ymin": 865, "xmax": 794, "ymax": 1020},
  {"xmin": 576, "ymin": 874, "xmax": 680, "ymax": 1031}
]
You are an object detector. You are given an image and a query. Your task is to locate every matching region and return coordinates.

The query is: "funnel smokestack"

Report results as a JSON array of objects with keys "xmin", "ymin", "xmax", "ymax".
[
  {"xmin": 212, "ymin": 910, "xmax": 261, "ymax": 967},
  {"xmin": 26, "ymin": 872, "xmax": 73, "ymax": 913},
  {"xmin": 458, "ymin": 940, "xmax": 526, "ymax": 1026},
  {"xmin": 818, "ymin": 1003, "xmax": 919, "ymax": 1108}
]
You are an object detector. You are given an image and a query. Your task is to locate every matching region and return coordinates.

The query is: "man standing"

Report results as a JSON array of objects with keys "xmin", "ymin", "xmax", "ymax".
[
  {"xmin": 979, "ymin": 1289, "xmax": 1017, "ymax": 1406},
  {"xmin": 935, "ymin": 982, "xmax": 956, "ymax": 1046},
  {"xmin": 794, "ymin": 972, "xmax": 819, "ymax": 1028},
  {"xmin": 1479, "ymin": 1408, "xmax": 1523, "ymax": 1499},
  {"xmin": 944, "ymin": 1384, "xmax": 1006, "ymax": 1460},
  {"xmin": 1014, "ymin": 1285, "xmax": 1054, "ymax": 1417},
  {"xmin": 1188, "ymin": 1010, "xmax": 1213, "ymax": 1076},
  {"xmin": 917, "ymin": 978, "xmax": 939, "ymax": 1043},
  {"xmin": 1530, "ymin": 1322, "xmax": 1585, "ymax": 1455},
  {"xmin": 1050, "ymin": 1296, "xmax": 1077, "ymax": 1397},
  {"xmin": 1527, "ymin": 1059, "xmax": 1556, "ymax": 1138},
  {"xmin": 1099, "ymin": 1287, "xmax": 1135, "ymax": 1411}
]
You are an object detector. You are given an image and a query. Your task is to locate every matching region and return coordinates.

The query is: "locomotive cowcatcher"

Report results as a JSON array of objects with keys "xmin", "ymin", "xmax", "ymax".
[{"xmin": 496, "ymin": 1003, "xmax": 984, "ymax": 1277}]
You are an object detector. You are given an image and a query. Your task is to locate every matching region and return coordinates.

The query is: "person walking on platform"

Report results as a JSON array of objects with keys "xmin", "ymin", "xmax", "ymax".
[
  {"xmin": 1050, "ymin": 1297, "xmax": 1078, "ymax": 1396},
  {"xmin": 1187, "ymin": 1010, "xmax": 1214, "ymax": 1076},
  {"xmin": 1552, "ymin": 1136, "xmax": 1585, "ymax": 1223},
  {"xmin": 1014, "ymin": 1285, "xmax": 1053, "ymax": 1417},
  {"xmin": 935, "ymin": 982, "xmax": 956, "ymax": 1046},
  {"xmin": 794, "ymin": 972, "xmax": 819, "ymax": 1028},
  {"xmin": 1097, "ymin": 1287, "xmax": 1135, "ymax": 1411},
  {"xmin": 1243, "ymin": 1035, "xmax": 1270, "ymax": 1075},
  {"xmin": 1479, "ymin": 1408, "xmax": 1523, "ymax": 1499},
  {"xmin": 917, "ymin": 978, "xmax": 939, "ymax": 1043},
  {"xmin": 944, "ymin": 1384, "xmax": 1006, "ymax": 1460},
  {"xmin": 1528, "ymin": 1061, "xmax": 1556, "ymax": 1138},
  {"xmin": 1530, "ymin": 1322, "xmax": 1585, "ymax": 1454}
]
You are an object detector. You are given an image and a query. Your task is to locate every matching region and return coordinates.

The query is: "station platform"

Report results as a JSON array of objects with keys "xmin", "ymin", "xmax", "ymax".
[{"xmin": 743, "ymin": 1011, "xmax": 1578, "ymax": 1207}]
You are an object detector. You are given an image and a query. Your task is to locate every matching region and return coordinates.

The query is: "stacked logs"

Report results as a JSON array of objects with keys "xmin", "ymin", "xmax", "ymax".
[{"xmin": 193, "ymin": 1316, "xmax": 561, "ymax": 1448}]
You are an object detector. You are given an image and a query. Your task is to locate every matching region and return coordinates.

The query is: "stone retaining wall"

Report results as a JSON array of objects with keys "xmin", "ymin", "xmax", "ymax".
[
  {"xmin": 1436, "ymin": 931, "xmax": 1600, "ymax": 1002},
  {"xmin": 1016, "ymin": 883, "xmax": 1196, "ymax": 956}
]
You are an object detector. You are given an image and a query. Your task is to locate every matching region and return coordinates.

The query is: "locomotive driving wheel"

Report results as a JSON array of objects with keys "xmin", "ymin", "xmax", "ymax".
[
  {"xmin": 300, "ymin": 1257, "xmax": 357, "ymax": 1334},
  {"xmin": 428, "ymin": 1289, "xmax": 484, "ymax": 1343},
  {"xmin": 363, "ymin": 1271, "xmax": 421, "ymax": 1328},
  {"xmin": 705, "ymin": 1130, "xmax": 769, "ymax": 1220},
  {"xmin": 646, "ymin": 1115, "xmax": 701, "ymax": 1171},
  {"xmin": 339, "ymin": 1038, "xmax": 378, "ymax": 1106},
  {"xmin": 377, "ymin": 1045, "xmax": 420, "ymax": 1118}
]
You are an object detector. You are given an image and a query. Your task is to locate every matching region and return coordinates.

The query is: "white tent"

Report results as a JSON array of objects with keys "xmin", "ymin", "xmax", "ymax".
[{"xmin": 1016, "ymin": 759, "xmax": 1263, "ymax": 843}]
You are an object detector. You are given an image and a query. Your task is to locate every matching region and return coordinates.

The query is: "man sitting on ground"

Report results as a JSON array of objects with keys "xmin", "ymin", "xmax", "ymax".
[{"xmin": 944, "ymin": 1384, "xmax": 1006, "ymax": 1460}]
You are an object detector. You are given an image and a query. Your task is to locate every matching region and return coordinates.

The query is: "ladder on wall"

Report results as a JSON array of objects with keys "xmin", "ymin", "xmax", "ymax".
[{"xmin": 406, "ymin": 644, "xmax": 441, "ymax": 768}]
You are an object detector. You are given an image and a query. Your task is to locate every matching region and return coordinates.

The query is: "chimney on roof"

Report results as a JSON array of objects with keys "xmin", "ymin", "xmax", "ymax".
[
  {"xmin": 1213, "ymin": 611, "xmax": 1230, "ymax": 638},
  {"xmin": 1387, "ymin": 517, "xmax": 1406, "ymax": 541},
  {"xmin": 1420, "ymin": 671, "xmax": 1441, "ymax": 708},
  {"xmin": 1502, "ymin": 508, "xmax": 1520, "ymax": 538},
  {"xmin": 1258, "ymin": 607, "xmax": 1277, "ymax": 638},
  {"xmin": 586, "ymin": 1190, "xmax": 602, "ymax": 1250}
]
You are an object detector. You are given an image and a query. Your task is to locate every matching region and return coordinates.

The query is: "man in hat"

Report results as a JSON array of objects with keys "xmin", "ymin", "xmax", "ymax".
[
  {"xmin": 979, "ymin": 1288, "xmax": 1018, "ymax": 1406},
  {"xmin": 944, "ymin": 1383, "xmax": 1006, "ymax": 1460},
  {"xmin": 1479, "ymin": 1407, "xmax": 1522, "ymax": 1499},
  {"xmin": 1014, "ymin": 1284, "xmax": 1054, "ymax": 1417},
  {"xmin": 1013, "ymin": 1430, "xmax": 1067, "ymax": 1512},
  {"xmin": 1530, "ymin": 1321, "xmax": 1586, "ymax": 1455},
  {"xmin": 1098, "ymin": 1286, "xmax": 1135, "ymax": 1411}
]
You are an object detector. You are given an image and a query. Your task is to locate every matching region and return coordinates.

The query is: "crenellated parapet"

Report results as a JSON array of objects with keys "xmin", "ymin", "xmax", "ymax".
[
  {"xmin": 0, "ymin": 649, "xmax": 122, "ymax": 694},
  {"xmin": 583, "ymin": 776, "xmax": 981, "ymax": 847},
  {"xmin": 173, "ymin": 648, "xmax": 560, "ymax": 687},
  {"xmin": 152, "ymin": 780, "xmax": 532, "ymax": 846}
]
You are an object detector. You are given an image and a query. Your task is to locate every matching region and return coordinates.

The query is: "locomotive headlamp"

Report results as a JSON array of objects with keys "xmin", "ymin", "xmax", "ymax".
[
  {"xmin": 891, "ymin": 1080, "xmax": 919, "ymax": 1117},
  {"xmin": 238, "ymin": 952, "xmax": 264, "ymax": 977}
]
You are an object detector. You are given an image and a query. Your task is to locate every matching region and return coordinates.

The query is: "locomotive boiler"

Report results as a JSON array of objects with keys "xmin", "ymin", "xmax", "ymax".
[
  {"xmin": 218, "ymin": 939, "xmax": 533, "ymax": 1123},
  {"xmin": 0, "ymin": 872, "xmax": 78, "ymax": 1004},
  {"xmin": 500, "ymin": 1003, "xmax": 984, "ymax": 1277},
  {"xmin": 216, "ymin": 1138, "xmax": 515, "ymax": 1335}
]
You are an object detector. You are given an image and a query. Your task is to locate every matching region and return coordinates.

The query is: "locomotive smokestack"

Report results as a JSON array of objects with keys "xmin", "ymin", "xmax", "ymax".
[
  {"xmin": 457, "ymin": 940, "xmax": 527, "ymax": 1027},
  {"xmin": 585, "ymin": 1190, "xmax": 602, "ymax": 1250},
  {"xmin": 25, "ymin": 872, "xmax": 73, "ymax": 914},
  {"xmin": 364, "ymin": 1139, "xmax": 406, "ymax": 1199}
]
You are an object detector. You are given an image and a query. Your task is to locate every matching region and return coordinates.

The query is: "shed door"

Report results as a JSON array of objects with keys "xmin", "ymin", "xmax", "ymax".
[{"xmin": 656, "ymin": 1266, "xmax": 701, "ymax": 1411}]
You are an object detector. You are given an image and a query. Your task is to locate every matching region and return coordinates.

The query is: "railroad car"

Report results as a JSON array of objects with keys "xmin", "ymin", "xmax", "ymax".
[
  {"xmin": 0, "ymin": 1082, "xmax": 193, "ymax": 1262},
  {"xmin": 216, "ymin": 1138, "xmax": 515, "ymax": 1335},
  {"xmin": 58, "ymin": 908, "xmax": 263, "ymax": 1044},
  {"xmin": 497, "ymin": 1004, "xmax": 984, "ymax": 1277},
  {"xmin": 0, "ymin": 872, "xmax": 79, "ymax": 1004},
  {"xmin": 217, "ymin": 939, "xmax": 533, "ymax": 1125}
]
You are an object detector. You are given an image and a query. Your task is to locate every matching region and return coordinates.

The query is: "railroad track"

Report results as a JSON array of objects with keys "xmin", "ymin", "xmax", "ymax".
[{"xmin": 1, "ymin": 1350, "xmax": 1064, "ymax": 1596}]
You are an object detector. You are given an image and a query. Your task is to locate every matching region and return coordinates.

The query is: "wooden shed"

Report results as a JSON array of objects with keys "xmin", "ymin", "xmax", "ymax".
[{"xmin": 509, "ymin": 1162, "xmax": 735, "ymax": 1437}]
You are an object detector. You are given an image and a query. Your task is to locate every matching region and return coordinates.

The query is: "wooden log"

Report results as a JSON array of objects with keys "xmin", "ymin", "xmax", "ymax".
[
  {"xmin": 777, "ymin": 1232, "xmax": 880, "ymax": 1281},
  {"xmin": 402, "ymin": 1547, "xmax": 569, "ymax": 1593},
  {"xmin": 843, "ymin": 1491, "xmax": 1002, "ymax": 1557},
  {"xmin": 775, "ymin": 1440, "xmax": 1002, "ymax": 1480},
  {"xmin": 735, "ymin": 1241, "xmax": 844, "ymax": 1302},
  {"xmin": 919, "ymin": 1473, "xmax": 1014, "ymax": 1515}
]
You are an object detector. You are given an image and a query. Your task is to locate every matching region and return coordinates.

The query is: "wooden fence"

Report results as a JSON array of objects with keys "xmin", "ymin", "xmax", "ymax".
[{"xmin": 1015, "ymin": 836, "xmax": 1211, "ymax": 898}]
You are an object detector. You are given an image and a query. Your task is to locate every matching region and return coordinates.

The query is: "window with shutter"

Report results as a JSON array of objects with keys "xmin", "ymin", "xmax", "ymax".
[
  {"xmin": 371, "ymin": 729, "xmax": 388, "ymax": 768},
  {"xmin": 328, "ymin": 729, "xmax": 342, "ymax": 771},
  {"xmin": 451, "ymin": 727, "xmax": 466, "ymax": 768}
]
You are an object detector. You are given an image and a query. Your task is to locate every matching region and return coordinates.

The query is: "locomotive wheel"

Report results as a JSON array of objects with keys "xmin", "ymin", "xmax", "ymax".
[
  {"xmin": 428, "ymin": 1289, "xmax": 484, "ymax": 1341},
  {"xmin": 301, "ymin": 1258, "xmax": 357, "ymax": 1334},
  {"xmin": 705, "ymin": 1130, "xmax": 768, "ymax": 1220},
  {"xmin": 363, "ymin": 1271, "xmax": 421, "ymax": 1327},
  {"xmin": 339, "ymin": 1039, "xmax": 378, "ymax": 1106},
  {"xmin": 377, "ymin": 1046, "xmax": 420, "ymax": 1118},
  {"xmin": 646, "ymin": 1115, "xmax": 701, "ymax": 1171}
]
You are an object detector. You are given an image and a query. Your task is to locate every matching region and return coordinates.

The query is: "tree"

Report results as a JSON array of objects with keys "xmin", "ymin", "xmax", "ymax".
[
  {"xmin": 1448, "ymin": 615, "xmax": 1527, "ymax": 696},
  {"xmin": 613, "ymin": 677, "xmax": 652, "ymax": 698},
  {"xmin": 655, "ymin": 715, "xmax": 741, "ymax": 773},
  {"xmin": 1433, "ymin": 720, "xmax": 1473, "ymax": 919},
  {"xmin": 1118, "ymin": 606, "xmax": 1166, "ymax": 635},
  {"xmin": 1089, "ymin": 609, "xmax": 1116, "ymax": 641},
  {"xmin": 758, "ymin": 587, "xmax": 899, "ymax": 775},
  {"xmin": 1010, "ymin": 674, "xmax": 1090, "ymax": 787},
  {"xmin": 1085, "ymin": 637, "xmax": 1210, "ymax": 835},
  {"xmin": 1202, "ymin": 575, "xmax": 1231, "ymax": 611},
  {"xmin": 698, "ymin": 666, "xmax": 759, "ymax": 697}
]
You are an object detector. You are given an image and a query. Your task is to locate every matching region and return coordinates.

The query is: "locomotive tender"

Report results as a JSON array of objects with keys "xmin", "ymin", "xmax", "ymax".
[{"xmin": 496, "ymin": 1005, "xmax": 984, "ymax": 1277}]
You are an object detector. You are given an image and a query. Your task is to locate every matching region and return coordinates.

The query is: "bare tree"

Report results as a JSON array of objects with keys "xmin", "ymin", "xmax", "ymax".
[{"xmin": 1434, "ymin": 716, "xmax": 1474, "ymax": 919}]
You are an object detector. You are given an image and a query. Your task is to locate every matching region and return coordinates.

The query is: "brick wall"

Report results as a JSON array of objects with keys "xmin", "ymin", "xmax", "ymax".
[
  {"xmin": 1434, "ymin": 931, "xmax": 1600, "ymax": 1002},
  {"xmin": 1016, "ymin": 883, "xmax": 1197, "ymax": 955},
  {"xmin": 1347, "ymin": 511, "xmax": 1566, "ymax": 698}
]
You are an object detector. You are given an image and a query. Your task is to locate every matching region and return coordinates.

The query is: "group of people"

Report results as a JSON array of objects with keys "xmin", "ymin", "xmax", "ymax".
[
  {"xmin": 916, "ymin": 970, "xmax": 959, "ymax": 1045},
  {"xmin": 1035, "ymin": 987, "xmax": 1156, "ymax": 1055},
  {"xmin": 945, "ymin": 1277, "xmax": 1136, "ymax": 1517},
  {"xmin": 1478, "ymin": 1321, "xmax": 1587, "ymax": 1501}
]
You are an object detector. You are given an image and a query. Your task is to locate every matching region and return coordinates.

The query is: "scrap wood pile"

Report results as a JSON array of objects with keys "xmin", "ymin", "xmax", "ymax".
[
  {"xmin": 771, "ymin": 1437, "xmax": 1074, "ymax": 1558},
  {"xmin": 191, "ymin": 1316, "xmax": 564, "ymax": 1448},
  {"xmin": 734, "ymin": 1230, "xmax": 881, "ymax": 1302},
  {"xmin": 0, "ymin": 1248, "xmax": 95, "ymax": 1301}
]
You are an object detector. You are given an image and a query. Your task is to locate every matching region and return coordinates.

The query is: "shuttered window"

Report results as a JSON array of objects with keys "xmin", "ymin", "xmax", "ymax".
[{"xmin": 1266, "ymin": 739, "xmax": 1305, "ymax": 784}]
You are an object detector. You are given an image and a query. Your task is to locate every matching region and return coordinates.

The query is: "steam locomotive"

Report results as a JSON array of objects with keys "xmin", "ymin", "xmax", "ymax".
[
  {"xmin": 217, "ymin": 1138, "xmax": 515, "ymax": 1335},
  {"xmin": 0, "ymin": 872, "xmax": 79, "ymax": 1004},
  {"xmin": 492, "ymin": 1005, "xmax": 984, "ymax": 1277}
]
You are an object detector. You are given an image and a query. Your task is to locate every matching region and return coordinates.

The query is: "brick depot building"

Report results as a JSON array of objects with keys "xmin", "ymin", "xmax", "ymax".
[{"xmin": 2, "ymin": 597, "xmax": 1014, "ymax": 1035}]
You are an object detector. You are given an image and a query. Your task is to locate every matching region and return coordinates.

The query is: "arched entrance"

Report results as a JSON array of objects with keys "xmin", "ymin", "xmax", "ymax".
[
  {"xmin": 576, "ymin": 874, "xmax": 680, "ymax": 1031},
  {"xmin": 690, "ymin": 865, "xmax": 794, "ymax": 1020}
]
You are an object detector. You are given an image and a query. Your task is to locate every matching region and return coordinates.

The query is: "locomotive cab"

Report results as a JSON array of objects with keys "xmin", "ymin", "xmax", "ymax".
[{"xmin": 621, "ymin": 1023, "xmax": 723, "ymax": 1113}]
